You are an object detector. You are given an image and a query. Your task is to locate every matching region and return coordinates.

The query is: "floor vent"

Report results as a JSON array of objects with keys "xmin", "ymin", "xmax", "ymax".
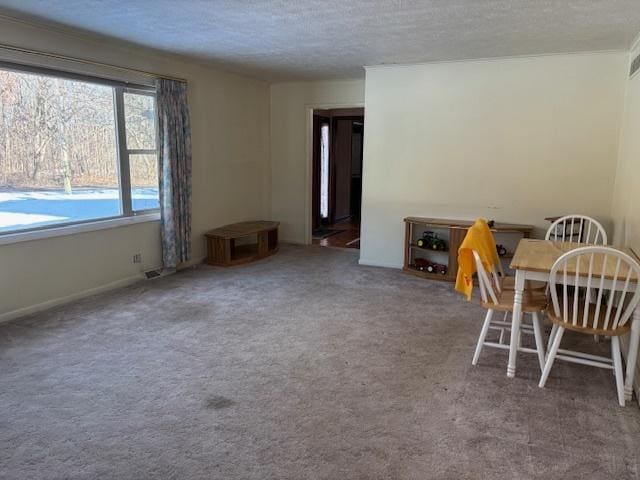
[
  {"xmin": 144, "ymin": 269, "xmax": 162, "ymax": 279},
  {"xmin": 631, "ymin": 52, "xmax": 640, "ymax": 78}
]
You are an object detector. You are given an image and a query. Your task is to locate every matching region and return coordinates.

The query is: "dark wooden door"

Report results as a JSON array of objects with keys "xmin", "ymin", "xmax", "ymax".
[
  {"xmin": 333, "ymin": 118, "xmax": 353, "ymax": 222},
  {"xmin": 351, "ymin": 121, "xmax": 364, "ymax": 221}
]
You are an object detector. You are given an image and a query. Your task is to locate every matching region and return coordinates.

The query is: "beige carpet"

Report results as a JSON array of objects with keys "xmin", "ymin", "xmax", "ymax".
[{"xmin": 1, "ymin": 244, "xmax": 639, "ymax": 479}]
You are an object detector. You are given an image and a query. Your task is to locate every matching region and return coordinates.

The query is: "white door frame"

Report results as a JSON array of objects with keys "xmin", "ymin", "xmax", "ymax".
[{"xmin": 303, "ymin": 103, "xmax": 365, "ymax": 245}]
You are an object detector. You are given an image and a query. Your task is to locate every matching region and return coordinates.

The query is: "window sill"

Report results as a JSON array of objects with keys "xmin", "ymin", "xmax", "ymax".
[{"xmin": 0, "ymin": 212, "xmax": 161, "ymax": 246}]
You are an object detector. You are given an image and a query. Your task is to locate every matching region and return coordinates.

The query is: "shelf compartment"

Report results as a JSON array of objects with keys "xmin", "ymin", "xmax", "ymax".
[
  {"xmin": 403, "ymin": 266, "xmax": 454, "ymax": 282},
  {"xmin": 409, "ymin": 244, "xmax": 449, "ymax": 253}
]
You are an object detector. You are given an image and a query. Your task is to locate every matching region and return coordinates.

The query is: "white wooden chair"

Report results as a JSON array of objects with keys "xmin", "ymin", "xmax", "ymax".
[
  {"xmin": 539, "ymin": 246, "xmax": 640, "ymax": 406},
  {"xmin": 471, "ymin": 250, "xmax": 547, "ymax": 370},
  {"xmin": 545, "ymin": 215, "xmax": 608, "ymax": 342},
  {"xmin": 480, "ymin": 222, "xmax": 544, "ymax": 292},
  {"xmin": 545, "ymin": 215, "xmax": 607, "ymax": 245}
]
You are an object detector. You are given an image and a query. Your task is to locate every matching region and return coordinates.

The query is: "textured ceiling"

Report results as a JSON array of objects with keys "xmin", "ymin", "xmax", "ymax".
[{"xmin": 0, "ymin": 1, "xmax": 639, "ymax": 81}]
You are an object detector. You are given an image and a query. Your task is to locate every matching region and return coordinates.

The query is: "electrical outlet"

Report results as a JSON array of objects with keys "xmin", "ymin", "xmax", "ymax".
[{"xmin": 133, "ymin": 253, "xmax": 142, "ymax": 264}]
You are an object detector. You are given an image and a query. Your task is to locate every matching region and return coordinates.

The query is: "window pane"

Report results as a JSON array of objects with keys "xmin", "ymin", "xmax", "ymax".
[
  {"xmin": 320, "ymin": 124, "xmax": 330, "ymax": 219},
  {"xmin": 0, "ymin": 68, "xmax": 120, "ymax": 233},
  {"xmin": 129, "ymin": 153, "xmax": 159, "ymax": 211},
  {"xmin": 124, "ymin": 92, "xmax": 156, "ymax": 150}
]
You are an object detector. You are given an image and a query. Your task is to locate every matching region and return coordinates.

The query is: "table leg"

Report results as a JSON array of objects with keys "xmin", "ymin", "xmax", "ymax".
[
  {"xmin": 624, "ymin": 308, "xmax": 640, "ymax": 404},
  {"xmin": 508, "ymin": 269, "xmax": 525, "ymax": 378}
]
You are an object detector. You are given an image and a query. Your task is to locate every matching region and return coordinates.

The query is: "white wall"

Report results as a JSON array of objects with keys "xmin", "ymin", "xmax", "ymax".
[
  {"xmin": 270, "ymin": 79, "xmax": 365, "ymax": 243},
  {"xmin": 611, "ymin": 38, "xmax": 640, "ymax": 399},
  {"xmin": 0, "ymin": 17, "xmax": 271, "ymax": 319},
  {"xmin": 360, "ymin": 52, "xmax": 628, "ymax": 268},
  {"xmin": 612, "ymin": 44, "xmax": 640, "ymax": 250}
]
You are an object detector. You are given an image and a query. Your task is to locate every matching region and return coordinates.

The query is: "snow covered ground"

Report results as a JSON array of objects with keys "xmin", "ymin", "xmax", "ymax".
[{"xmin": 0, "ymin": 188, "xmax": 159, "ymax": 232}]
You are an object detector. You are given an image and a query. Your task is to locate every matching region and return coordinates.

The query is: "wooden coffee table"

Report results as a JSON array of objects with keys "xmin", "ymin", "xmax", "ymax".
[{"xmin": 205, "ymin": 221, "xmax": 279, "ymax": 266}]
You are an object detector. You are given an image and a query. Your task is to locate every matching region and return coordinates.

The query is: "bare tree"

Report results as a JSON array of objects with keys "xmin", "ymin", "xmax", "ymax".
[{"xmin": 0, "ymin": 69, "xmax": 157, "ymax": 193}]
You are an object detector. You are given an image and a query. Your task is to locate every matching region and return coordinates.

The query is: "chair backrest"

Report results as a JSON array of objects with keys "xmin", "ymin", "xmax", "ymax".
[
  {"xmin": 545, "ymin": 215, "xmax": 607, "ymax": 245},
  {"xmin": 472, "ymin": 250, "xmax": 501, "ymax": 305},
  {"xmin": 549, "ymin": 246, "xmax": 640, "ymax": 332},
  {"xmin": 468, "ymin": 218, "xmax": 507, "ymax": 280}
]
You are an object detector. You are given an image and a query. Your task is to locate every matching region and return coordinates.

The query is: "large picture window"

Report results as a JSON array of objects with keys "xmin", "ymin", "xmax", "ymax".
[{"xmin": 0, "ymin": 63, "xmax": 159, "ymax": 235}]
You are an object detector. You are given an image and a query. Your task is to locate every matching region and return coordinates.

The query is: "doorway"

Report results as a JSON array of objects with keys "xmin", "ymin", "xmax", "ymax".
[{"xmin": 311, "ymin": 108, "xmax": 364, "ymax": 249}]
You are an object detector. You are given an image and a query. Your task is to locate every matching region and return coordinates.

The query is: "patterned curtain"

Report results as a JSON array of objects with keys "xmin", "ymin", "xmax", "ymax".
[{"xmin": 156, "ymin": 78, "xmax": 192, "ymax": 269}]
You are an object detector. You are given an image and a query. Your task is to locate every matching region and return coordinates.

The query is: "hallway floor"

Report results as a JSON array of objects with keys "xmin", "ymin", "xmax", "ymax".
[{"xmin": 312, "ymin": 217, "xmax": 360, "ymax": 249}]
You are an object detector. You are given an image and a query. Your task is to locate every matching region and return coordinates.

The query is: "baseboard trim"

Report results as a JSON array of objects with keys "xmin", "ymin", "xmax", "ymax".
[
  {"xmin": 180, "ymin": 255, "xmax": 207, "ymax": 269},
  {"xmin": 0, "ymin": 255, "xmax": 209, "ymax": 324},
  {"xmin": 0, "ymin": 274, "xmax": 146, "ymax": 324},
  {"xmin": 358, "ymin": 258, "xmax": 402, "ymax": 269},
  {"xmin": 281, "ymin": 238, "xmax": 308, "ymax": 246}
]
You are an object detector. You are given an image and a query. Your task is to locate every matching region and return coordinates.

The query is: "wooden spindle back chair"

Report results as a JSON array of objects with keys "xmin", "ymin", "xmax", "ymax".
[
  {"xmin": 539, "ymin": 246, "xmax": 640, "ymax": 406},
  {"xmin": 471, "ymin": 251, "xmax": 546, "ymax": 370},
  {"xmin": 545, "ymin": 215, "xmax": 607, "ymax": 245}
]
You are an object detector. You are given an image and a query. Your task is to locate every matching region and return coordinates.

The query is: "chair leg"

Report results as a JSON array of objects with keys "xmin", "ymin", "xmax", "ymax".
[
  {"xmin": 499, "ymin": 312, "xmax": 509, "ymax": 344},
  {"xmin": 539, "ymin": 326, "xmax": 564, "ymax": 388},
  {"xmin": 611, "ymin": 336, "xmax": 626, "ymax": 407},
  {"xmin": 547, "ymin": 324, "xmax": 558, "ymax": 354},
  {"xmin": 472, "ymin": 309, "xmax": 494, "ymax": 366},
  {"xmin": 531, "ymin": 312, "xmax": 545, "ymax": 372}
]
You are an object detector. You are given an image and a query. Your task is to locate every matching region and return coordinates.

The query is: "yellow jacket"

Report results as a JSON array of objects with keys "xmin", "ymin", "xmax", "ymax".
[{"xmin": 455, "ymin": 219, "xmax": 499, "ymax": 301}]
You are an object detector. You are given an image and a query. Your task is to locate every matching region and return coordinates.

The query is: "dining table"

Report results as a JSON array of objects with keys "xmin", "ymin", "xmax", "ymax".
[{"xmin": 509, "ymin": 238, "xmax": 640, "ymax": 405}]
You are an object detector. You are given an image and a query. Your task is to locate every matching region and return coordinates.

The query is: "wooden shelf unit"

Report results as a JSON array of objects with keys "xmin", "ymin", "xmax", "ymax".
[{"xmin": 403, "ymin": 217, "xmax": 533, "ymax": 282}]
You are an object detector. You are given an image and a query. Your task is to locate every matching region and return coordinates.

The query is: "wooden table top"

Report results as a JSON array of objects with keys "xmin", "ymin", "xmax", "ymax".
[
  {"xmin": 510, "ymin": 239, "xmax": 639, "ymax": 281},
  {"xmin": 205, "ymin": 221, "xmax": 279, "ymax": 239}
]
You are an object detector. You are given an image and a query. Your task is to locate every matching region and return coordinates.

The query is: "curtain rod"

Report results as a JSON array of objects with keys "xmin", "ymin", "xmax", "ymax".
[{"xmin": 0, "ymin": 42, "xmax": 188, "ymax": 83}]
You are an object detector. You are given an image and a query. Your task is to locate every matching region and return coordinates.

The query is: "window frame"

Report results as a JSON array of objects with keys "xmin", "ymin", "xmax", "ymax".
[
  {"xmin": 116, "ymin": 86, "xmax": 160, "ymax": 216},
  {"xmin": 0, "ymin": 60, "xmax": 160, "ymax": 239}
]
